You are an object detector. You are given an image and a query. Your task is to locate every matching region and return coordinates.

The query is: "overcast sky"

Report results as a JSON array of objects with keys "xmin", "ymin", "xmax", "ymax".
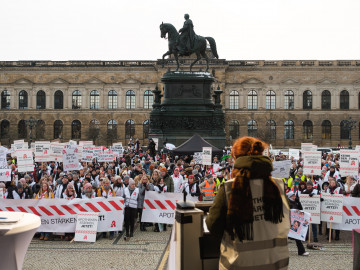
[{"xmin": 1, "ymin": 0, "xmax": 359, "ymax": 61}]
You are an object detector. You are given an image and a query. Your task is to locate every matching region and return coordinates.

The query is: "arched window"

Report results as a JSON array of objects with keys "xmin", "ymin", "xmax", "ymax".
[
  {"xmin": 247, "ymin": 90, "xmax": 257, "ymax": 110},
  {"xmin": 71, "ymin": 120, "xmax": 81, "ymax": 139},
  {"xmin": 229, "ymin": 120, "xmax": 239, "ymax": 140},
  {"xmin": 143, "ymin": 120, "xmax": 150, "ymax": 139},
  {"xmin": 247, "ymin": 120, "xmax": 257, "ymax": 137},
  {"xmin": 19, "ymin": 90, "xmax": 28, "ymax": 109},
  {"xmin": 126, "ymin": 90, "xmax": 136, "ymax": 109},
  {"xmin": 266, "ymin": 90, "xmax": 276, "ymax": 110},
  {"xmin": 321, "ymin": 90, "xmax": 331, "ymax": 110},
  {"xmin": 321, "ymin": 120, "xmax": 331, "ymax": 139},
  {"xmin": 89, "ymin": 119, "xmax": 100, "ymax": 142},
  {"xmin": 36, "ymin": 90, "xmax": 46, "ymax": 109},
  {"xmin": 72, "ymin": 90, "xmax": 81, "ymax": 109},
  {"xmin": 54, "ymin": 120, "xmax": 63, "ymax": 139},
  {"xmin": 54, "ymin": 90, "xmax": 63, "ymax": 109},
  {"xmin": 284, "ymin": 120, "xmax": 294, "ymax": 139},
  {"xmin": 1, "ymin": 90, "xmax": 10, "ymax": 109},
  {"xmin": 90, "ymin": 90, "xmax": 100, "ymax": 109},
  {"xmin": 107, "ymin": 120, "xmax": 117, "ymax": 143},
  {"xmin": 340, "ymin": 120, "xmax": 350, "ymax": 140},
  {"xmin": 303, "ymin": 120, "xmax": 313, "ymax": 140},
  {"xmin": 18, "ymin": 120, "xmax": 27, "ymax": 139},
  {"xmin": 144, "ymin": 90, "xmax": 153, "ymax": 109},
  {"xmin": 266, "ymin": 120, "xmax": 276, "ymax": 140},
  {"xmin": 125, "ymin": 119, "xmax": 135, "ymax": 139},
  {"xmin": 1, "ymin": 120, "xmax": 10, "ymax": 137},
  {"xmin": 36, "ymin": 120, "xmax": 45, "ymax": 139},
  {"xmin": 340, "ymin": 90, "xmax": 349, "ymax": 110},
  {"xmin": 284, "ymin": 90, "xmax": 294, "ymax": 109},
  {"xmin": 303, "ymin": 90, "xmax": 312, "ymax": 109},
  {"xmin": 108, "ymin": 90, "xmax": 117, "ymax": 109},
  {"xmin": 229, "ymin": 90, "xmax": 239, "ymax": 110}
]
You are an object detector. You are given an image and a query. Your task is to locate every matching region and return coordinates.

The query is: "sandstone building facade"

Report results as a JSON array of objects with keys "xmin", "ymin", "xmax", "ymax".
[{"xmin": 0, "ymin": 58, "xmax": 359, "ymax": 148}]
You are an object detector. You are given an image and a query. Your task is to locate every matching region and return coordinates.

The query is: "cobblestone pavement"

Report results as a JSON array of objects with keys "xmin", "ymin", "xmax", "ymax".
[{"xmin": 24, "ymin": 228, "xmax": 353, "ymax": 270}]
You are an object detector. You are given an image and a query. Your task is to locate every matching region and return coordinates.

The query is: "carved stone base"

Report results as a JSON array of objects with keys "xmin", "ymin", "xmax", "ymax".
[{"xmin": 149, "ymin": 71, "xmax": 226, "ymax": 149}]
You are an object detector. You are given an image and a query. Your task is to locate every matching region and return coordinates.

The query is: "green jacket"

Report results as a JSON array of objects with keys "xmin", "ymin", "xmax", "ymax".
[
  {"xmin": 205, "ymin": 183, "xmax": 227, "ymax": 238},
  {"xmin": 163, "ymin": 174, "xmax": 174, "ymax": 193}
]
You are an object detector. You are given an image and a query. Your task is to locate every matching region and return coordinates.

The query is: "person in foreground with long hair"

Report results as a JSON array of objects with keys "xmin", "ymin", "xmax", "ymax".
[{"xmin": 206, "ymin": 136, "xmax": 291, "ymax": 270}]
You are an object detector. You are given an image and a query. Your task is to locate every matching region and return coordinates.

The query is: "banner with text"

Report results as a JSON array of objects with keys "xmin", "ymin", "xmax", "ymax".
[
  {"xmin": 288, "ymin": 209, "xmax": 311, "ymax": 241},
  {"xmin": 17, "ymin": 149, "xmax": 34, "ymax": 173},
  {"xmin": 272, "ymin": 160, "xmax": 292, "ymax": 179},
  {"xmin": 202, "ymin": 147, "xmax": 212, "ymax": 166},
  {"xmin": 299, "ymin": 194, "xmax": 321, "ymax": 224},
  {"xmin": 141, "ymin": 191, "xmax": 197, "ymax": 224},
  {"xmin": 303, "ymin": 151, "xmax": 321, "ymax": 175},
  {"xmin": 63, "ymin": 145, "xmax": 80, "ymax": 172},
  {"xmin": 331, "ymin": 197, "xmax": 360, "ymax": 231},
  {"xmin": 320, "ymin": 193, "xmax": 343, "ymax": 223},
  {"xmin": 0, "ymin": 198, "xmax": 124, "ymax": 233},
  {"xmin": 74, "ymin": 213, "xmax": 99, "ymax": 242},
  {"xmin": 340, "ymin": 149, "xmax": 359, "ymax": 177}
]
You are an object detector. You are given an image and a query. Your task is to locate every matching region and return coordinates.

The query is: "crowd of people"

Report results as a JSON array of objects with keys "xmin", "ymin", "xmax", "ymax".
[{"xmin": 1, "ymin": 139, "xmax": 359, "ymax": 250}]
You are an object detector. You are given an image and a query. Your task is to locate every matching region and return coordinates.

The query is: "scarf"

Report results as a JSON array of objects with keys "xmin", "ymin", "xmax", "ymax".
[{"xmin": 226, "ymin": 155, "xmax": 284, "ymax": 241}]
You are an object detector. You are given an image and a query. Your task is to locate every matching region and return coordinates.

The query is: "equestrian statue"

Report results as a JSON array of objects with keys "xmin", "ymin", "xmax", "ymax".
[{"xmin": 160, "ymin": 14, "xmax": 219, "ymax": 71}]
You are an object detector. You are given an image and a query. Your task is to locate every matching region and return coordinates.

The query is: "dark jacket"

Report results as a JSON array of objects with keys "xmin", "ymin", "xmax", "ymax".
[
  {"xmin": 163, "ymin": 174, "xmax": 174, "ymax": 192},
  {"xmin": 351, "ymin": 183, "xmax": 360, "ymax": 197},
  {"xmin": 288, "ymin": 198, "xmax": 303, "ymax": 210}
]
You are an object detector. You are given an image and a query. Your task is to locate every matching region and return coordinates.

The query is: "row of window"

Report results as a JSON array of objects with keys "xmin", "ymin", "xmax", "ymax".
[
  {"xmin": 229, "ymin": 90, "xmax": 353, "ymax": 110},
  {"xmin": 1, "ymin": 90, "xmax": 154, "ymax": 110},
  {"xmin": 229, "ymin": 119, "xmax": 355, "ymax": 140},
  {"xmin": 0, "ymin": 119, "xmax": 150, "ymax": 141}
]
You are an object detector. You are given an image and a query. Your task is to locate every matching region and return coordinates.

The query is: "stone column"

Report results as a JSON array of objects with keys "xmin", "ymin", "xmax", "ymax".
[
  {"xmin": 10, "ymin": 88, "xmax": 15, "ymax": 109},
  {"xmin": 46, "ymin": 89, "xmax": 51, "ymax": 109}
]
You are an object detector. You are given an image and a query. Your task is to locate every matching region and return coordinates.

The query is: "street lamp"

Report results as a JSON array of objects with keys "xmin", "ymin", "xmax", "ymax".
[
  {"xmin": 343, "ymin": 117, "xmax": 357, "ymax": 149},
  {"xmin": 25, "ymin": 116, "xmax": 37, "ymax": 146}
]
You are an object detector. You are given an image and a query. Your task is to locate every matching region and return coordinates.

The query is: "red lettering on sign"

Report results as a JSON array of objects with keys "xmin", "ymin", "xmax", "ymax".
[
  {"xmin": 44, "ymin": 150, "xmax": 48, "ymax": 154},
  {"xmin": 330, "ymin": 216, "xmax": 333, "ymax": 221},
  {"xmin": 111, "ymin": 221, "xmax": 116, "ymax": 227},
  {"xmin": 5, "ymin": 171, "xmax": 9, "ymax": 176},
  {"xmin": 84, "ymin": 235, "xmax": 87, "ymax": 240},
  {"xmin": 311, "ymin": 170, "xmax": 314, "ymax": 173},
  {"xmin": 62, "ymin": 150, "xmax": 66, "ymax": 154},
  {"xmin": 351, "ymin": 161, "xmax": 355, "ymax": 166},
  {"xmin": 74, "ymin": 148, "xmax": 78, "ymax": 153},
  {"xmin": 23, "ymin": 154, "xmax": 27, "ymax": 158}
]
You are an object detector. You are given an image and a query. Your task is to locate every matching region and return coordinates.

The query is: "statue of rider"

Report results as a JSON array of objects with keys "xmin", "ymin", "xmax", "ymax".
[{"xmin": 178, "ymin": 14, "xmax": 196, "ymax": 56}]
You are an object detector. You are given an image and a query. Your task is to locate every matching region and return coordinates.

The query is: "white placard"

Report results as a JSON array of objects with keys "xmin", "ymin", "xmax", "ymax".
[
  {"xmin": 35, "ymin": 141, "xmax": 51, "ymax": 162},
  {"xmin": 299, "ymin": 194, "xmax": 321, "ymax": 224},
  {"xmin": 17, "ymin": 149, "xmax": 34, "ymax": 172},
  {"xmin": 289, "ymin": 149, "xmax": 300, "ymax": 160},
  {"xmin": 74, "ymin": 213, "xmax": 99, "ymax": 242},
  {"xmin": 288, "ymin": 210, "xmax": 311, "ymax": 241},
  {"xmin": 97, "ymin": 153, "xmax": 115, "ymax": 162},
  {"xmin": 152, "ymin": 138, "xmax": 159, "ymax": 151},
  {"xmin": 63, "ymin": 145, "xmax": 80, "ymax": 172},
  {"xmin": 0, "ymin": 147, "xmax": 8, "ymax": 169},
  {"xmin": 193, "ymin": 152, "xmax": 202, "ymax": 164},
  {"xmin": 332, "ymin": 197, "xmax": 360, "ymax": 231},
  {"xmin": 272, "ymin": 160, "xmax": 292, "ymax": 178},
  {"xmin": 50, "ymin": 143, "xmax": 65, "ymax": 162},
  {"xmin": 303, "ymin": 151, "xmax": 321, "ymax": 175},
  {"xmin": 340, "ymin": 149, "xmax": 359, "ymax": 177},
  {"xmin": 81, "ymin": 147, "xmax": 94, "ymax": 162},
  {"xmin": 14, "ymin": 140, "xmax": 25, "ymax": 150},
  {"xmin": 320, "ymin": 193, "xmax": 343, "ymax": 223},
  {"xmin": 202, "ymin": 147, "xmax": 212, "ymax": 166},
  {"xmin": 93, "ymin": 147, "xmax": 102, "ymax": 159},
  {"xmin": 0, "ymin": 169, "xmax": 11, "ymax": 182}
]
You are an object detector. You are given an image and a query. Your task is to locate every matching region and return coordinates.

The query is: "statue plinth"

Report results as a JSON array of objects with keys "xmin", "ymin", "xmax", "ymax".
[{"xmin": 149, "ymin": 71, "xmax": 226, "ymax": 149}]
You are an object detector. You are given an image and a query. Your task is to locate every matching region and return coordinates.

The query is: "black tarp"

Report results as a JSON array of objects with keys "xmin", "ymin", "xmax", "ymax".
[{"xmin": 172, "ymin": 134, "xmax": 223, "ymax": 156}]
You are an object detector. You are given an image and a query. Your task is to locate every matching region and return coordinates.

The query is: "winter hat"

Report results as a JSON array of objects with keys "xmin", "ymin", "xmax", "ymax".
[
  {"xmin": 287, "ymin": 191, "xmax": 295, "ymax": 198},
  {"xmin": 17, "ymin": 183, "xmax": 23, "ymax": 189},
  {"xmin": 160, "ymin": 167, "xmax": 167, "ymax": 173},
  {"xmin": 129, "ymin": 179, "xmax": 135, "ymax": 186},
  {"xmin": 322, "ymin": 182, "xmax": 329, "ymax": 190},
  {"xmin": 306, "ymin": 181, "xmax": 313, "ymax": 186},
  {"xmin": 123, "ymin": 175, "xmax": 130, "ymax": 181},
  {"xmin": 84, "ymin": 183, "xmax": 92, "ymax": 190}
]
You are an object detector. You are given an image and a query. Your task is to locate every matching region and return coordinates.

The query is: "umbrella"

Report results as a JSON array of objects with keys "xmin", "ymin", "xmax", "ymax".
[{"xmin": 165, "ymin": 143, "xmax": 176, "ymax": 150}]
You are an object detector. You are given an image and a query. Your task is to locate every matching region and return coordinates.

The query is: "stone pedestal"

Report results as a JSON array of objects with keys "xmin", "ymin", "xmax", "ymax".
[{"xmin": 149, "ymin": 71, "xmax": 226, "ymax": 149}]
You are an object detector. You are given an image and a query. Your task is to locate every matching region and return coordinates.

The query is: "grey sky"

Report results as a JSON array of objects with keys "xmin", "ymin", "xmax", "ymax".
[{"xmin": 1, "ymin": 0, "xmax": 359, "ymax": 61}]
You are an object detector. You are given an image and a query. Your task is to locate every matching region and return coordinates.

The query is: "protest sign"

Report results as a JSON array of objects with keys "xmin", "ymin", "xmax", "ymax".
[
  {"xmin": 97, "ymin": 153, "xmax": 115, "ymax": 162},
  {"xmin": 202, "ymin": 147, "xmax": 212, "ymax": 165},
  {"xmin": 63, "ymin": 145, "xmax": 80, "ymax": 172},
  {"xmin": 81, "ymin": 147, "xmax": 94, "ymax": 162},
  {"xmin": 35, "ymin": 141, "xmax": 51, "ymax": 162},
  {"xmin": 321, "ymin": 193, "xmax": 343, "ymax": 223},
  {"xmin": 299, "ymin": 194, "xmax": 321, "ymax": 224},
  {"xmin": 288, "ymin": 209, "xmax": 311, "ymax": 241},
  {"xmin": 332, "ymin": 197, "xmax": 360, "ymax": 231},
  {"xmin": 0, "ymin": 147, "xmax": 8, "ymax": 169},
  {"xmin": 193, "ymin": 152, "xmax": 202, "ymax": 164},
  {"xmin": 272, "ymin": 160, "xmax": 292, "ymax": 178},
  {"xmin": 17, "ymin": 149, "xmax": 34, "ymax": 172},
  {"xmin": 92, "ymin": 147, "xmax": 103, "ymax": 159},
  {"xmin": 74, "ymin": 213, "xmax": 99, "ymax": 242},
  {"xmin": 289, "ymin": 149, "xmax": 300, "ymax": 160},
  {"xmin": 50, "ymin": 143, "xmax": 65, "ymax": 162},
  {"xmin": 14, "ymin": 140, "xmax": 25, "ymax": 150},
  {"xmin": 340, "ymin": 149, "xmax": 359, "ymax": 177},
  {"xmin": 142, "ymin": 191, "xmax": 197, "ymax": 225},
  {"xmin": 0, "ymin": 169, "xmax": 11, "ymax": 182},
  {"xmin": 303, "ymin": 151, "xmax": 321, "ymax": 175},
  {"xmin": 0, "ymin": 198, "xmax": 124, "ymax": 233}
]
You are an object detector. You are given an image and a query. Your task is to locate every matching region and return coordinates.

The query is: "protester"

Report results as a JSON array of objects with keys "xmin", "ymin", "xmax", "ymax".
[
  {"xmin": 123, "ymin": 179, "xmax": 139, "ymax": 240},
  {"xmin": 36, "ymin": 181, "xmax": 54, "ymax": 241},
  {"xmin": 137, "ymin": 175, "xmax": 154, "ymax": 231}
]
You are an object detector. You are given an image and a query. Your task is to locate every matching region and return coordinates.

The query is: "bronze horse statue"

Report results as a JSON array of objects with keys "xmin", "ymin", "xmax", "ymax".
[{"xmin": 160, "ymin": 22, "xmax": 218, "ymax": 71}]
